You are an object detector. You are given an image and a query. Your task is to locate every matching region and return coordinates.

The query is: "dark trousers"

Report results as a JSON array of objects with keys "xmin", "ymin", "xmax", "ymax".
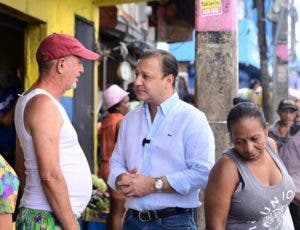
[
  {"xmin": 123, "ymin": 209, "xmax": 196, "ymax": 230},
  {"xmin": 289, "ymin": 202, "xmax": 300, "ymax": 230}
]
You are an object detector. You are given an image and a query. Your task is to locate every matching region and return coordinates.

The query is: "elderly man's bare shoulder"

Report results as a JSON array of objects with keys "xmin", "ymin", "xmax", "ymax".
[
  {"xmin": 25, "ymin": 94, "xmax": 57, "ymax": 112},
  {"xmin": 24, "ymin": 94, "xmax": 62, "ymax": 132}
]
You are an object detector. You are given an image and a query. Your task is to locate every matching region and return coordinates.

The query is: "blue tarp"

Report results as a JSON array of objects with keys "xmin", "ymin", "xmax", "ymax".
[
  {"xmin": 168, "ymin": 21, "xmax": 262, "ymax": 68},
  {"xmin": 238, "ymin": 19, "xmax": 260, "ymax": 69},
  {"xmin": 169, "ymin": 31, "xmax": 195, "ymax": 62}
]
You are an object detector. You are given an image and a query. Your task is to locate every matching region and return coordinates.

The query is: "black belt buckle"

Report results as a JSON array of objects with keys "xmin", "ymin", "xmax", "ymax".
[{"xmin": 138, "ymin": 211, "xmax": 152, "ymax": 222}]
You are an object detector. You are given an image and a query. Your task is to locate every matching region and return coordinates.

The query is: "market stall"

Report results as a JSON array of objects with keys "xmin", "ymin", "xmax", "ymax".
[{"xmin": 80, "ymin": 174, "xmax": 109, "ymax": 230}]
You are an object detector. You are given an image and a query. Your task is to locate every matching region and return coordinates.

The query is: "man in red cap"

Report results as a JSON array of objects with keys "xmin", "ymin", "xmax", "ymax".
[{"xmin": 14, "ymin": 33, "xmax": 99, "ymax": 229}]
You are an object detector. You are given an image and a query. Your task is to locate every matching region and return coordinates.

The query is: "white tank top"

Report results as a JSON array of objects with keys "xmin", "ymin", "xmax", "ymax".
[{"xmin": 14, "ymin": 88, "xmax": 92, "ymax": 216}]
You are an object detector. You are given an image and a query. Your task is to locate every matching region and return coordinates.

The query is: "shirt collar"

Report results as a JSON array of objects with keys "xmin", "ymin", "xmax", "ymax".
[{"xmin": 143, "ymin": 92, "xmax": 179, "ymax": 116}]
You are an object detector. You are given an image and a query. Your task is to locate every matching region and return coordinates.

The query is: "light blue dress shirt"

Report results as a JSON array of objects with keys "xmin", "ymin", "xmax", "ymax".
[{"xmin": 108, "ymin": 92, "xmax": 215, "ymax": 211}]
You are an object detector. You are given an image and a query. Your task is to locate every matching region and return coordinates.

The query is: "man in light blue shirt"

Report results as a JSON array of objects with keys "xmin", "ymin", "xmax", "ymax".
[{"xmin": 108, "ymin": 49, "xmax": 215, "ymax": 229}]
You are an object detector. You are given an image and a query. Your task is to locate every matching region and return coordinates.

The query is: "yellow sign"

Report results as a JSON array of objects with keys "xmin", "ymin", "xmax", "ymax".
[{"xmin": 201, "ymin": 0, "xmax": 221, "ymax": 10}]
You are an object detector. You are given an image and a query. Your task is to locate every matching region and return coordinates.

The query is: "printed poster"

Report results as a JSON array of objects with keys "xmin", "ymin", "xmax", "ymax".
[
  {"xmin": 201, "ymin": 0, "xmax": 222, "ymax": 16},
  {"xmin": 196, "ymin": 0, "xmax": 237, "ymax": 32}
]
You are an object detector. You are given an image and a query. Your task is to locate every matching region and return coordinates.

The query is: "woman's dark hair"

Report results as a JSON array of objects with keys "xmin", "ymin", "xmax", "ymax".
[
  {"xmin": 227, "ymin": 102, "xmax": 266, "ymax": 134},
  {"xmin": 126, "ymin": 82, "xmax": 138, "ymax": 101},
  {"xmin": 127, "ymin": 88, "xmax": 138, "ymax": 101},
  {"xmin": 139, "ymin": 49, "xmax": 178, "ymax": 88},
  {"xmin": 107, "ymin": 101, "xmax": 121, "ymax": 113},
  {"xmin": 232, "ymin": 97, "xmax": 250, "ymax": 106},
  {"xmin": 249, "ymin": 79, "xmax": 260, "ymax": 89}
]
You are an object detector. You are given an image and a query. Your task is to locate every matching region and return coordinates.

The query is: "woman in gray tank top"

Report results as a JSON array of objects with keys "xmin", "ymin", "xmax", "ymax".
[{"xmin": 205, "ymin": 102, "xmax": 295, "ymax": 229}]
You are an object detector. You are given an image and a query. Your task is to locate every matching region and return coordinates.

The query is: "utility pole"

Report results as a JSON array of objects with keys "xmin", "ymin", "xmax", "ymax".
[
  {"xmin": 290, "ymin": 0, "xmax": 297, "ymax": 60},
  {"xmin": 256, "ymin": 0, "xmax": 272, "ymax": 122},
  {"xmin": 194, "ymin": 0, "xmax": 237, "ymax": 229},
  {"xmin": 271, "ymin": 0, "xmax": 289, "ymax": 123}
]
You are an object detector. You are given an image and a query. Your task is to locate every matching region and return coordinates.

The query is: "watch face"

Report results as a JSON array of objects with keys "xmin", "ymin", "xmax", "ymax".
[{"xmin": 155, "ymin": 179, "xmax": 163, "ymax": 190}]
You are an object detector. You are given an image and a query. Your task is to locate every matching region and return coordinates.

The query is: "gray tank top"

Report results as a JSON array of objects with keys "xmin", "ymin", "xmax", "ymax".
[{"xmin": 224, "ymin": 143, "xmax": 295, "ymax": 229}]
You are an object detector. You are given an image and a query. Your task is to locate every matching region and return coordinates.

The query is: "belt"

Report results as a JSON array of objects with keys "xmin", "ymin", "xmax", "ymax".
[{"xmin": 126, "ymin": 207, "xmax": 193, "ymax": 222}]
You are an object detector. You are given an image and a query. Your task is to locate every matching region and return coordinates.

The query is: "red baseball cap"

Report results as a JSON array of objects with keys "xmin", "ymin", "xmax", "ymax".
[{"xmin": 36, "ymin": 33, "xmax": 99, "ymax": 63}]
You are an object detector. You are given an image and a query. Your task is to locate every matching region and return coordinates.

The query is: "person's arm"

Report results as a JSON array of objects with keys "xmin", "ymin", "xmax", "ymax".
[
  {"xmin": 25, "ymin": 95, "xmax": 77, "ymax": 230},
  {"xmin": 165, "ymin": 112, "xmax": 215, "ymax": 195},
  {"xmin": 293, "ymin": 193, "xmax": 300, "ymax": 205},
  {"xmin": 116, "ymin": 172, "xmax": 175, "ymax": 197},
  {"xmin": 0, "ymin": 214, "xmax": 13, "ymax": 230},
  {"xmin": 204, "ymin": 156, "xmax": 239, "ymax": 230},
  {"xmin": 15, "ymin": 137, "xmax": 26, "ymax": 192},
  {"xmin": 14, "ymin": 136, "xmax": 26, "ymax": 220},
  {"xmin": 0, "ymin": 105, "xmax": 15, "ymax": 127},
  {"xmin": 107, "ymin": 118, "xmax": 130, "ymax": 191}
]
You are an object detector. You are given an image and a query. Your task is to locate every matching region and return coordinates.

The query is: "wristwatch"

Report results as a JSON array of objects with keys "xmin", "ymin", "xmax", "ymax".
[{"xmin": 154, "ymin": 178, "xmax": 163, "ymax": 192}]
